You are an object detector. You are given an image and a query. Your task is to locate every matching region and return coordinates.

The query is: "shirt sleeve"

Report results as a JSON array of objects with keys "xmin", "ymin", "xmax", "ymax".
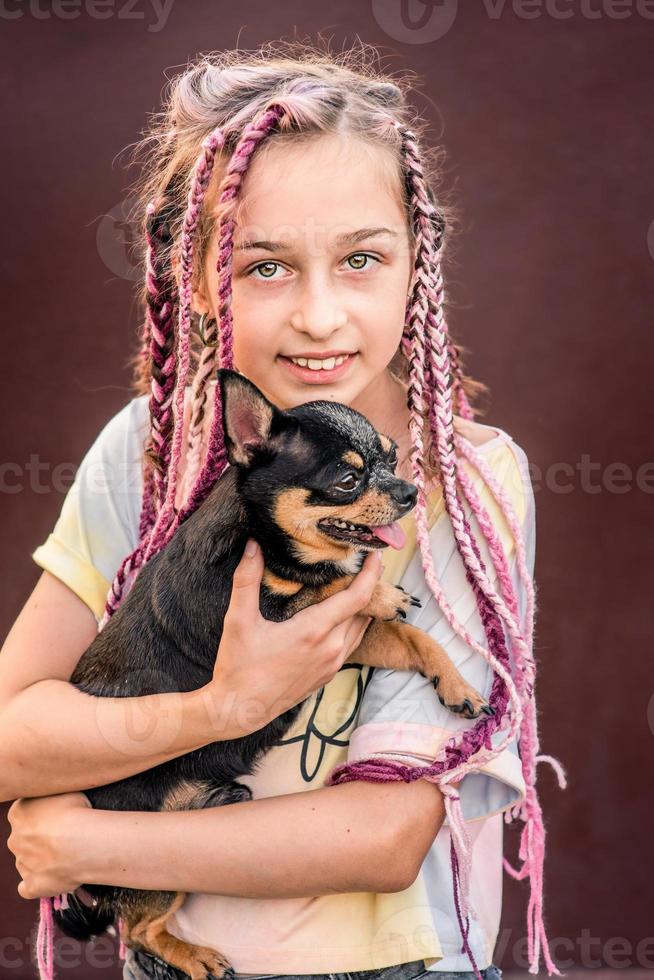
[
  {"xmin": 346, "ymin": 437, "xmax": 535, "ymax": 823},
  {"xmin": 31, "ymin": 397, "xmax": 149, "ymax": 624}
]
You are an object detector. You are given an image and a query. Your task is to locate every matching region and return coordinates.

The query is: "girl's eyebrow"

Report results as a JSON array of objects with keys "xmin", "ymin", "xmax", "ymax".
[{"xmin": 234, "ymin": 227, "xmax": 399, "ymax": 252}]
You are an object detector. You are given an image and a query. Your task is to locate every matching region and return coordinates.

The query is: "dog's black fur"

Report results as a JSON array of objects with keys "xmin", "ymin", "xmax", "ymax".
[{"xmin": 53, "ymin": 369, "xmax": 490, "ymax": 980}]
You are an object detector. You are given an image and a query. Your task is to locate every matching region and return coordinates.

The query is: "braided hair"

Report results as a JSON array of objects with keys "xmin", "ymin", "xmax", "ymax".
[{"xmin": 87, "ymin": 43, "xmax": 564, "ymax": 979}]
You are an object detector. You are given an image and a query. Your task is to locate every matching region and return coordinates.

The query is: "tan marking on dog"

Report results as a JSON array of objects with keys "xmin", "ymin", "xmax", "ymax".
[
  {"xmin": 345, "ymin": 620, "xmax": 489, "ymax": 718},
  {"xmin": 379, "ymin": 434, "xmax": 392, "ymax": 453},
  {"xmin": 126, "ymin": 890, "xmax": 233, "ymax": 979},
  {"xmin": 274, "ymin": 487, "xmax": 400, "ymax": 565},
  {"xmin": 362, "ymin": 580, "xmax": 415, "ymax": 620},
  {"xmin": 161, "ymin": 780, "xmax": 216, "ymax": 812},
  {"xmin": 262, "ymin": 569, "xmax": 304, "ymax": 596},
  {"xmin": 342, "ymin": 450, "xmax": 364, "ymax": 469}
]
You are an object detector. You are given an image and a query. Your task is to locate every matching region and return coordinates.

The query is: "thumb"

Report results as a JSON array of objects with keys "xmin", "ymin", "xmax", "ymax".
[{"xmin": 230, "ymin": 539, "xmax": 264, "ymax": 604}]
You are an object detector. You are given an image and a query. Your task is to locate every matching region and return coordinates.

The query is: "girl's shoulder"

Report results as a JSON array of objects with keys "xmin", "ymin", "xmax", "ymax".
[
  {"xmin": 452, "ymin": 415, "xmax": 534, "ymax": 531},
  {"xmin": 453, "ymin": 415, "xmax": 511, "ymax": 451}
]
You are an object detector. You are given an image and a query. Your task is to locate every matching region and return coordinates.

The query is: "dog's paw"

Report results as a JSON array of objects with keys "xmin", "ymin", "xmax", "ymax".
[
  {"xmin": 208, "ymin": 968, "xmax": 235, "ymax": 980},
  {"xmin": 223, "ymin": 782, "xmax": 253, "ymax": 805},
  {"xmin": 396, "ymin": 584, "xmax": 422, "ymax": 610},
  {"xmin": 365, "ymin": 582, "xmax": 422, "ymax": 621},
  {"xmin": 432, "ymin": 674, "xmax": 495, "ymax": 720},
  {"xmin": 181, "ymin": 945, "xmax": 234, "ymax": 980},
  {"xmin": 205, "ymin": 781, "xmax": 253, "ymax": 808}
]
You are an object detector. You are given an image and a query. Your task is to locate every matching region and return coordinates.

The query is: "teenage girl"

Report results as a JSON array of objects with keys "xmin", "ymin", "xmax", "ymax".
[{"xmin": 2, "ymin": 41, "xmax": 562, "ymax": 980}]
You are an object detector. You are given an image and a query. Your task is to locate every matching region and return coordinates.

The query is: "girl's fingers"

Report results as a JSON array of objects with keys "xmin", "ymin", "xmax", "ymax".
[
  {"xmin": 342, "ymin": 614, "xmax": 373, "ymax": 659},
  {"xmin": 304, "ymin": 551, "xmax": 383, "ymax": 633}
]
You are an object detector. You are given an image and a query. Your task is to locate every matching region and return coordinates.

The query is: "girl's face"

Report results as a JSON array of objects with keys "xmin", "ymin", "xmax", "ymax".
[{"xmin": 193, "ymin": 134, "xmax": 415, "ymax": 416}]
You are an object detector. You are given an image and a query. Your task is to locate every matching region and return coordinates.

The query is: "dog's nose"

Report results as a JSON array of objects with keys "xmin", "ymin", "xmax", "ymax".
[{"xmin": 394, "ymin": 482, "xmax": 417, "ymax": 513}]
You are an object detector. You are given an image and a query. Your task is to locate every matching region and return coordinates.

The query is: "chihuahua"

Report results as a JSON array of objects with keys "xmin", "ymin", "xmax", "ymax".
[{"xmin": 53, "ymin": 368, "xmax": 492, "ymax": 980}]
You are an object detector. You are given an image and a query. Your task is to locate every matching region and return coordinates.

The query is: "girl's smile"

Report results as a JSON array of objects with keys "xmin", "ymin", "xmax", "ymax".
[{"xmin": 277, "ymin": 351, "xmax": 357, "ymax": 384}]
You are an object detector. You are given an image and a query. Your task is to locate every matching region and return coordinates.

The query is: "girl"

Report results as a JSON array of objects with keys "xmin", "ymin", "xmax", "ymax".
[{"xmin": 3, "ymin": 41, "xmax": 563, "ymax": 980}]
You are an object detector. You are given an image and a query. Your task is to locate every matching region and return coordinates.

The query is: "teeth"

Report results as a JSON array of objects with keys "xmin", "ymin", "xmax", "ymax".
[
  {"xmin": 290, "ymin": 354, "xmax": 348, "ymax": 370},
  {"xmin": 333, "ymin": 520, "xmax": 358, "ymax": 531}
]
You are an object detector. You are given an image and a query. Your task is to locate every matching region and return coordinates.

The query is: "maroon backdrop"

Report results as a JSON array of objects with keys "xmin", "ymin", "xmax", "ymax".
[{"xmin": 1, "ymin": 2, "xmax": 652, "ymax": 977}]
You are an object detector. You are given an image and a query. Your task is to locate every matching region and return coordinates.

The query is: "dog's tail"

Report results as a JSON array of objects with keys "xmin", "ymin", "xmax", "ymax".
[{"xmin": 52, "ymin": 891, "xmax": 114, "ymax": 941}]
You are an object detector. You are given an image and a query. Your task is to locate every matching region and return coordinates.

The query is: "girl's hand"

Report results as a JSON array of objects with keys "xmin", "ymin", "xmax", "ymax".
[
  {"xmin": 6, "ymin": 792, "xmax": 92, "ymax": 899},
  {"xmin": 206, "ymin": 541, "xmax": 383, "ymax": 737}
]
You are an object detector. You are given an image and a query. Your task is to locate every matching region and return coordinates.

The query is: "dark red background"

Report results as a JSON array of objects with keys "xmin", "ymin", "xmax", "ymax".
[{"xmin": 1, "ymin": 2, "xmax": 651, "ymax": 977}]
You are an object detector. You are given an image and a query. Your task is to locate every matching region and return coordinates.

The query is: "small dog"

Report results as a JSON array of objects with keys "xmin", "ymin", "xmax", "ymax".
[{"xmin": 54, "ymin": 368, "xmax": 492, "ymax": 980}]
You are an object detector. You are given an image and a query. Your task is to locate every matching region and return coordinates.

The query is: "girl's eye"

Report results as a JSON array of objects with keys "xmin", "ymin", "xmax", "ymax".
[
  {"xmin": 346, "ymin": 252, "xmax": 378, "ymax": 272},
  {"xmin": 249, "ymin": 261, "xmax": 282, "ymax": 280},
  {"xmin": 247, "ymin": 253, "xmax": 379, "ymax": 280},
  {"xmin": 334, "ymin": 473, "xmax": 359, "ymax": 493}
]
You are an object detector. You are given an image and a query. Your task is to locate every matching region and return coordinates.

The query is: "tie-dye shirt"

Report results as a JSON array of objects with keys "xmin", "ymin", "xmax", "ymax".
[{"xmin": 32, "ymin": 387, "xmax": 533, "ymax": 975}]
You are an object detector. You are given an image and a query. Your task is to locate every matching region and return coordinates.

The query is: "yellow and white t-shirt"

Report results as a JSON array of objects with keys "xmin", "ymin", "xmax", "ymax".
[{"xmin": 32, "ymin": 389, "xmax": 533, "ymax": 975}]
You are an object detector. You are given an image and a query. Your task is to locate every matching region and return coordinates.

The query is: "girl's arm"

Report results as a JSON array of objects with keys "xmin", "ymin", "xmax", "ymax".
[
  {"xmin": 0, "ymin": 547, "xmax": 381, "ymax": 803},
  {"xmin": 0, "ymin": 572, "xmax": 237, "ymax": 803},
  {"xmin": 73, "ymin": 777, "xmax": 447, "ymax": 896}
]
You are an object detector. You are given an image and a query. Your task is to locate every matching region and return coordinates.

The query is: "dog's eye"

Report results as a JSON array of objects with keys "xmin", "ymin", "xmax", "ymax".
[
  {"xmin": 334, "ymin": 473, "xmax": 359, "ymax": 493},
  {"xmin": 388, "ymin": 448, "xmax": 398, "ymax": 468}
]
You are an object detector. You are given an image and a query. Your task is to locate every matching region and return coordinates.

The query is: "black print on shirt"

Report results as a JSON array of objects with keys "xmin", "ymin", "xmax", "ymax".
[{"xmin": 274, "ymin": 664, "xmax": 376, "ymax": 783}]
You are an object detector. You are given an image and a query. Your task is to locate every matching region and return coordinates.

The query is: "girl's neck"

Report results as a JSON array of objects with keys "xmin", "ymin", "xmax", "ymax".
[{"xmin": 351, "ymin": 370, "xmax": 422, "ymax": 486}]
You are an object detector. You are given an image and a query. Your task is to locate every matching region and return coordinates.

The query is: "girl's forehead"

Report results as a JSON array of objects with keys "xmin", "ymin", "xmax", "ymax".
[{"xmin": 225, "ymin": 135, "xmax": 407, "ymax": 243}]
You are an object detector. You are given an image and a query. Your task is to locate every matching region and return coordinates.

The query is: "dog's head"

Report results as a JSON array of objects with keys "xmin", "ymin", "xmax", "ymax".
[{"xmin": 218, "ymin": 369, "xmax": 417, "ymax": 572}]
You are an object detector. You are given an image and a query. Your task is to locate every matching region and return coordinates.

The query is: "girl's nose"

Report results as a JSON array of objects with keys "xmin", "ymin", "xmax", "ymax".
[{"xmin": 290, "ymin": 306, "xmax": 347, "ymax": 336}]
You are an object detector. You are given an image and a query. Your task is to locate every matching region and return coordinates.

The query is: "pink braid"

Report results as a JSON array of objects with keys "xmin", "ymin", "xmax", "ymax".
[
  {"xmin": 454, "ymin": 435, "xmax": 536, "ymax": 659},
  {"xmin": 169, "ymin": 105, "xmax": 289, "ymax": 530},
  {"xmin": 448, "ymin": 337, "xmax": 475, "ymax": 420},
  {"xmin": 328, "ymin": 121, "xmax": 565, "ymax": 979},
  {"xmin": 137, "ymin": 201, "xmax": 177, "ymax": 540},
  {"xmin": 143, "ymin": 200, "xmax": 178, "ymax": 511},
  {"xmin": 134, "ymin": 265, "xmax": 154, "ymax": 534},
  {"xmin": 35, "ymin": 136, "xmax": 228, "ymax": 980},
  {"xmin": 454, "ymin": 461, "xmax": 521, "ymax": 629},
  {"xmin": 182, "ymin": 314, "xmax": 219, "ymax": 503},
  {"xmin": 100, "ymin": 197, "xmax": 180, "ymax": 620},
  {"xmin": 140, "ymin": 129, "xmax": 225, "ymax": 561},
  {"xmin": 103, "ymin": 104, "xmax": 290, "ymax": 611}
]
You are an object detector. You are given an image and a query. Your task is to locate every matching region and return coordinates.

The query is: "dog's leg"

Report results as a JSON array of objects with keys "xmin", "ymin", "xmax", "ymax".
[
  {"xmin": 282, "ymin": 576, "xmax": 417, "ymax": 620},
  {"xmin": 345, "ymin": 619, "xmax": 493, "ymax": 720},
  {"xmin": 123, "ymin": 890, "xmax": 234, "ymax": 980},
  {"xmin": 282, "ymin": 577, "xmax": 490, "ymax": 719},
  {"xmin": 121, "ymin": 780, "xmax": 252, "ymax": 978}
]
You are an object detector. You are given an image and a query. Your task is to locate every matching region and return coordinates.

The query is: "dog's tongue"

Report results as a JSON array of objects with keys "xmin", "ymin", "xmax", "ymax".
[{"xmin": 371, "ymin": 521, "xmax": 406, "ymax": 551}]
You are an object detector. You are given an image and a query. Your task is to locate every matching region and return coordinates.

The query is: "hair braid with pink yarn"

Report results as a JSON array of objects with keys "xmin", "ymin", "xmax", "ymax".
[
  {"xmin": 328, "ymin": 122, "xmax": 564, "ymax": 978},
  {"xmin": 140, "ymin": 199, "xmax": 179, "ymax": 530}
]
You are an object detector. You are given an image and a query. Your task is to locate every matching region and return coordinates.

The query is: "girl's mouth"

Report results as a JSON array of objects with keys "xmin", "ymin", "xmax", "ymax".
[{"xmin": 278, "ymin": 353, "xmax": 357, "ymax": 384}]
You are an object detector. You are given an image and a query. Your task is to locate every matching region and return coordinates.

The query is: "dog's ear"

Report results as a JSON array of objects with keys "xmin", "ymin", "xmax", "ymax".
[{"xmin": 217, "ymin": 369, "xmax": 298, "ymax": 468}]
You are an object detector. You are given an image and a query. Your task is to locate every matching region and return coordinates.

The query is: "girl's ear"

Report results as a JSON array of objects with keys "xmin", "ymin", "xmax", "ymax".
[
  {"xmin": 191, "ymin": 271, "xmax": 213, "ymax": 318},
  {"xmin": 217, "ymin": 369, "xmax": 297, "ymax": 468},
  {"xmin": 169, "ymin": 251, "xmax": 212, "ymax": 316}
]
